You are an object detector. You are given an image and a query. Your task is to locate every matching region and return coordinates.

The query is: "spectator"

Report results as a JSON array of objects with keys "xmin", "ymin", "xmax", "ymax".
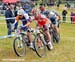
[
  {"xmin": 71, "ymin": 12, "xmax": 75, "ymax": 24},
  {"xmin": 70, "ymin": 12, "xmax": 73, "ymax": 24},
  {"xmin": 62, "ymin": 7, "xmax": 67, "ymax": 23},
  {"xmin": 5, "ymin": 3, "xmax": 16, "ymax": 36}
]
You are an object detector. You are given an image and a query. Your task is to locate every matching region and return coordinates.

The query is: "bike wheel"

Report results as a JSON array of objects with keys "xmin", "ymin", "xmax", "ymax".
[
  {"xmin": 34, "ymin": 35, "xmax": 46, "ymax": 57},
  {"xmin": 13, "ymin": 37, "xmax": 26, "ymax": 57},
  {"xmin": 55, "ymin": 34, "xmax": 60, "ymax": 43},
  {"xmin": 44, "ymin": 34, "xmax": 52, "ymax": 51},
  {"xmin": 53, "ymin": 31, "xmax": 60, "ymax": 43}
]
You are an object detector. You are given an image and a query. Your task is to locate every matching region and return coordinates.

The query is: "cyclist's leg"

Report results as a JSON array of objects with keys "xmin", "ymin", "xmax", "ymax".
[
  {"xmin": 45, "ymin": 31, "xmax": 51, "ymax": 42},
  {"xmin": 43, "ymin": 25, "xmax": 51, "ymax": 42},
  {"xmin": 43, "ymin": 25, "xmax": 53, "ymax": 49},
  {"xmin": 27, "ymin": 30, "xmax": 33, "ymax": 48},
  {"xmin": 27, "ymin": 32, "xmax": 32, "ymax": 42},
  {"xmin": 21, "ymin": 27, "xmax": 33, "ymax": 48},
  {"xmin": 54, "ymin": 21, "xmax": 60, "ymax": 35}
]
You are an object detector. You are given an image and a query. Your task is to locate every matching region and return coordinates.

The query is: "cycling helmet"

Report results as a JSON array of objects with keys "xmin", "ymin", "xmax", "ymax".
[
  {"xmin": 17, "ymin": 9, "xmax": 25, "ymax": 15},
  {"xmin": 50, "ymin": 11, "xmax": 55, "ymax": 15},
  {"xmin": 31, "ymin": 8, "xmax": 39, "ymax": 15}
]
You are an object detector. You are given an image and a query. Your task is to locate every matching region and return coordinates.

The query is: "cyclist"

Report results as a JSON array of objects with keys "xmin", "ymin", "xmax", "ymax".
[
  {"xmin": 49, "ymin": 11, "xmax": 60, "ymax": 35},
  {"xmin": 39, "ymin": 5, "xmax": 60, "ymax": 35},
  {"xmin": 31, "ymin": 9, "xmax": 53, "ymax": 50},
  {"xmin": 13, "ymin": 8, "xmax": 34, "ymax": 48},
  {"xmin": 39, "ymin": 5, "xmax": 50, "ymax": 18}
]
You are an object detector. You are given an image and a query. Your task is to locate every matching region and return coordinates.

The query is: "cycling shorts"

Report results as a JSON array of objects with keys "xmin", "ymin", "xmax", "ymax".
[
  {"xmin": 50, "ymin": 16, "xmax": 56, "ymax": 24},
  {"xmin": 43, "ymin": 24, "xmax": 49, "ymax": 31},
  {"xmin": 50, "ymin": 17, "xmax": 59, "ymax": 26}
]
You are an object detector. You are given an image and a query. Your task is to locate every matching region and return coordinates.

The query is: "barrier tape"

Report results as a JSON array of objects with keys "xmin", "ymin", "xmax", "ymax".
[
  {"xmin": 0, "ymin": 34, "xmax": 15, "ymax": 39},
  {"xmin": 0, "ymin": 16, "xmax": 75, "ymax": 20},
  {"xmin": 0, "ymin": 17, "xmax": 15, "ymax": 20},
  {"xmin": 0, "ymin": 20, "xmax": 72, "ymax": 24}
]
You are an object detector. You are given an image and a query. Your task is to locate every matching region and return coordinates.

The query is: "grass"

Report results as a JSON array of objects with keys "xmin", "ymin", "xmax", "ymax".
[
  {"xmin": 0, "ymin": 4, "xmax": 75, "ymax": 62},
  {"xmin": 0, "ymin": 23, "xmax": 75, "ymax": 62}
]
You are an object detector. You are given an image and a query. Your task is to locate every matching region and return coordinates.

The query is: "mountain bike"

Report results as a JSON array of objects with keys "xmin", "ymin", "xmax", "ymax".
[
  {"xmin": 51, "ymin": 21, "xmax": 60, "ymax": 43},
  {"xmin": 13, "ymin": 27, "xmax": 46, "ymax": 57},
  {"xmin": 39, "ymin": 24, "xmax": 53, "ymax": 51}
]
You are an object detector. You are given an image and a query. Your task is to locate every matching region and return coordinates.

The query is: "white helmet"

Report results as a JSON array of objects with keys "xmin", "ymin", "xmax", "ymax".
[
  {"xmin": 50, "ymin": 11, "xmax": 55, "ymax": 15},
  {"xmin": 17, "ymin": 9, "xmax": 25, "ymax": 15}
]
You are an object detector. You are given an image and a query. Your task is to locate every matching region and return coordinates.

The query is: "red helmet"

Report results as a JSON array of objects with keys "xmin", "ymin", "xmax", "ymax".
[
  {"xmin": 39, "ymin": 6, "xmax": 45, "ymax": 11},
  {"xmin": 31, "ymin": 8, "xmax": 36, "ymax": 14},
  {"xmin": 31, "ymin": 8, "xmax": 39, "ymax": 15}
]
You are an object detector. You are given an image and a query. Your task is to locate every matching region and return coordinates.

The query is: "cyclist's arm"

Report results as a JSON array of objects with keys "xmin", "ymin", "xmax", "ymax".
[
  {"xmin": 41, "ymin": 14, "xmax": 51, "ymax": 24},
  {"xmin": 24, "ymin": 22, "xmax": 30, "ymax": 27},
  {"xmin": 46, "ymin": 18, "xmax": 51, "ymax": 24},
  {"xmin": 24, "ymin": 13, "xmax": 31, "ymax": 27},
  {"xmin": 13, "ymin": 15, "xmax": 20, "ymax": 25},
  {"xmin": 57, "ymin": 15, "xmax": 61, "ymax": 21},
  {"xmin": 30, "ymin": 16, "xmax": 41, "ymax": 28}
]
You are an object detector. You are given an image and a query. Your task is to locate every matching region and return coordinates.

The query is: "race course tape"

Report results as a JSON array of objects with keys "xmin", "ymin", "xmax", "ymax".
[
  {"xmin": 0, "ymin": 17, "xmax": 15, "ymax": 20},
  {"xmin": 0, "ymin": 16, "xmax": 75, "ymax": 20},
  {"xmin": 0, "ymin": 34, "xmax": 15, "ymax": 39}
]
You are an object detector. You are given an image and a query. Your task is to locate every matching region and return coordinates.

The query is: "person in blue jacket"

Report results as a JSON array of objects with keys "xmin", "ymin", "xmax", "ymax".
[{"xmin": 5, "ymin": 3, "xmax": 17, "ymax": 36}]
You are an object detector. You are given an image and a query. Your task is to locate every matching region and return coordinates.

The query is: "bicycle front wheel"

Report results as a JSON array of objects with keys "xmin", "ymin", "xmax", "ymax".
[
  {"xmin": 34, "ymin": 35, "xmax": 46, "ymax": 57},
  {"xmin": 13, "ymin": 37, "xmax": 26, "ymax": 57}
]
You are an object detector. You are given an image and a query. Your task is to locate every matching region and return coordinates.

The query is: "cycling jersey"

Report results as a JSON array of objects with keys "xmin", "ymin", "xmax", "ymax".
[
  {"xmin": 32, "ymin": 14, "xmax": 47, "ymax": 27},
  {"xmin": 14, "ymin": 12, "xmax": 30, "ymax": 31},
  {"xmin": 40, "ymin": 10, "xmax": 50, "ymax": 17},
  {"xmin": 31, "ymin": 14, "xmax": 50, "ymax": 31},
  {"xmin": 40, "ymin": 10, "xmax": 57, "ymax": 24},
  {"xmin": 15, "ymin": 12, "xmax": 30, "ymax": 25}
]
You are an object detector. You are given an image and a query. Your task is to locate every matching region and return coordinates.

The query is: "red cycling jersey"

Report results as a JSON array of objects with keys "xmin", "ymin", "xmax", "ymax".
[{"xmin": 33, "ymin": 14, "xmax": 47, "ymax": 27}]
